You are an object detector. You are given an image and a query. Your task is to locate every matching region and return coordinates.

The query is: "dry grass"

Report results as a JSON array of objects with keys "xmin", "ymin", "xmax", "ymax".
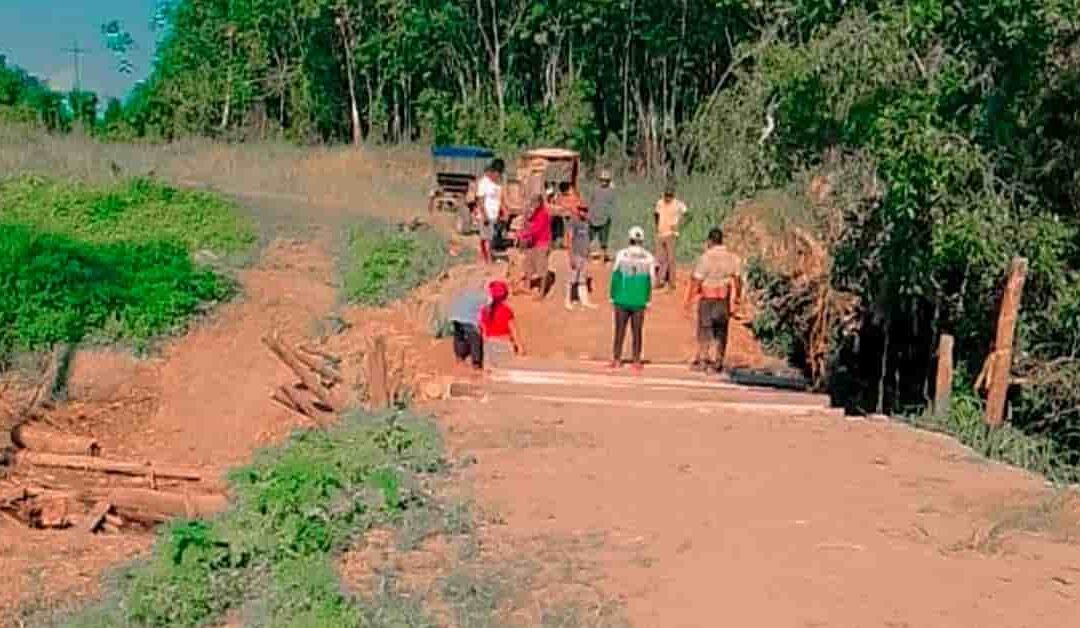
[
  {"xmin": 947, "ymin": 490, "xmax": 1080, "ymax": 555},
  {"xmin": 0, "ymin": 124, "xmax": 430, "ymax": 224}
]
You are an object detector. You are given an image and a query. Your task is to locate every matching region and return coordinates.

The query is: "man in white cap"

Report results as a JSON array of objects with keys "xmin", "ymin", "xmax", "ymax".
[{"xmin": 609, "ymin": 226, "xmax": 656, "ymax": 373}]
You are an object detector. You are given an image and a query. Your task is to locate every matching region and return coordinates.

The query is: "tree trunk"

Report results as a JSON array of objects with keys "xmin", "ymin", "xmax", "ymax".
[
  {"xmin": 11, "ymin": 423, "xmax": 100, "ymax": 456},
  {"xmin": 17, "ymin": 451, "xmax": 208, "ymax": 482},
  {"xmin": 337, "ymin": 15, "xmax": 362, "ymax": 146},
  {"xmin": 108, "ymin": 488, "xmax": 227, "ymax": 523}
]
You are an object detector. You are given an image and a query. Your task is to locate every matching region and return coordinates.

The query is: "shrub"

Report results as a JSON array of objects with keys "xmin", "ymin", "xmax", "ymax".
[
  {"xmin": 65, "ymin": 410, "xmax": 444, "ymax": 628},
  {"xmin": 0, "ymin": 225, "xmax": 232, "ymax": 361},
  {"xmin": 343, "ymin": 222, "xmax": 449, "ymax": 306}
]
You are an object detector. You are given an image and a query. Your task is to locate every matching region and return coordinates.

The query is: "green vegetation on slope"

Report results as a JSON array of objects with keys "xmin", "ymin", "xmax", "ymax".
[
  {"xmin": 0, "ymin": 176, "xmax": 255, "ymax": 253},
  {"xmin": 344, "ymin": 222, "xmax": 450, "ymax": 306},
  {"xmin": 0, "ymin": 176, "xmax": 255, "ymax": 361},
  {"xmin": 66, "ymin": 410, "xmax": 445, "ymax": 628}
]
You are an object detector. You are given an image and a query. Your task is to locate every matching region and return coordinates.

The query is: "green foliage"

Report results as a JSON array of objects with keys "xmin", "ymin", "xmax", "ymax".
[
  {"xmin": 344, "ymin": 222, "xmax": 450, "ymax": 305},
  {"xmin": 0, "ymin": 176, "xmax": 254, "ymax": 362},
  {"xmin": 912, "ymin": 390, "xmax": 1080, "ymax": 484},
  {"xmin": 0, "ymin": 224, "xmax": 232, "ymax": 361},
  {"xmin": 65, "ymin": 410, "xmax": 444, "ymax": 628},
  {"xmin": 0, "ymin": 175, "xmax": 256, "ymax": 252}
]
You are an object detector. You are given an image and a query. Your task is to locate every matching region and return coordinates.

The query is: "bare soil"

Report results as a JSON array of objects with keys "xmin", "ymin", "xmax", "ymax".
[{"xmin": 3, "ymin": 194, "xmax": 1079, "ymax": 627}]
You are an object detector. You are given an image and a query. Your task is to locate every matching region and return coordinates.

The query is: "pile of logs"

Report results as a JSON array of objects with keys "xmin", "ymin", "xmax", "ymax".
[
  {"xmin": 263, "ymin": 332, "xmax": 342, "ymax": 421},
  {"xmin": 2, "ymin": 421, "xmax": 226, "ymax": 533}
]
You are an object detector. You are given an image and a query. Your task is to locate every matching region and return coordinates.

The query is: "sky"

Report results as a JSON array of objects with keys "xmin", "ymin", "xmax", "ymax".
[{"xmin": 1, "ymin": 0, "xmax": 157, "ymax": 100}]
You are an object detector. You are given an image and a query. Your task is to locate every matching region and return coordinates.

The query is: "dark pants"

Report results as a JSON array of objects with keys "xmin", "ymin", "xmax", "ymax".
[
  {"xmin": 589, "ymin": 219, "xmax": 611, "ymax": 256},
  {"xmin": 697, "ymin": 298, "xmax": 730, "ymax": 368},
  {"xmin": 452, "ymin": 322, "xmax": 483, "ymax": 368},
  {"xmin": 613, "ymin": 307, "xmax": 645, "ymax": 364}
]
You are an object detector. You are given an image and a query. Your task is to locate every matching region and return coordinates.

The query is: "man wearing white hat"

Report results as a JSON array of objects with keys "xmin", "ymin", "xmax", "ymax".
[{"xmin": 609, "ymin": 226, "xmax": 656, "ymax": 373}]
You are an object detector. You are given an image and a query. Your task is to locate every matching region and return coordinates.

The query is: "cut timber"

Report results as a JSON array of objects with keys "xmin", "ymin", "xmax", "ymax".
[
  {"xmin": 364, "ymin": 336, "xmax": 392, "ymax": 409},
  {"xmin": 292, "ymin": 350, "xmax": 342, "ymax": 385},
  {"xmin": 480, "ymin": 392, "xmax": 843, "ymax": 418},
  {"xmin": 18, "ymin": 451, "xmax": 206, "ymax": 482},
  {"xmin": 986, "ymin": 257, "xmax": 1028, "ymax": 427},
  {"xmin": 298, "ymin": 344, "xmax": 342, "ymax": 366},
  {"xmin": 12, "ymin": 423, "xmax": 100, "ymax": 456},
  {"xmin": 108, "ymin": 488, "xmax": 227, "ymax": 523},
  {"xmin": 278, "ymin": 384, "xmax": 320, "ymax": 418},
  {"xmin": 933, "ymin": 334, "xmax": 955, "ymax": 416},
  {"xmin": 262, "ymin": 334, "xmax": 335, "ymax": 410},
  {"xmin": 82, "ymin": 500, "xmax": 112, "ymax": 533}
]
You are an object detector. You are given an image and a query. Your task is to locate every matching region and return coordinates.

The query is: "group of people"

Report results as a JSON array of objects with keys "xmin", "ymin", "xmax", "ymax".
[{"xmin": 454, "ymin": 160, "xmax": 744, "ymax": 376}]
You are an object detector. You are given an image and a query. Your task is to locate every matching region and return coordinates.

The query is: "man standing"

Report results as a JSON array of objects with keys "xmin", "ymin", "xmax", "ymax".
[
  {"xmin": 653, "ymin": 184, "xmax": 688, "ymax": 290},
  {"xmin": 610, "ymin": 226, "xmax": 656, "ymax": 373},
  {"xmin": 475, "ymin": 159, "xmax": 505, "ymax": 264},
  {"xmin": 684, "ymin": 227, "xmax": 743, "ymax": 374},
  {"xmin": 520, "ymin": 193, "xmax": 553, "ymax": 300},
  {"xmin": 564, "ymin": 203, "xmax": 597, "ymax": 310},
  {"xmin": 587, "ymin": 169, "xmax": 616, "ymax": 262}
]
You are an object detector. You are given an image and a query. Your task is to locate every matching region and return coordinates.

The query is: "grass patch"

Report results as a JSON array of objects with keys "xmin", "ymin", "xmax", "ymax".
[
  {"xmin": 343, "ymin": 221, "xmax": 450, "ymax": 306},
  {"xmin": 0, "ymin": 176, "xmax": 255, "ymax": 362},
  {"xmin": 62, "ymin": 410, "xmax": 446, "ymax": 628},
  {"xmin": 0, "ymin": 224, "xmax": 233, "ymax": 361},
  {"xmin": 910, "ymin": 391, "xmax": 1080, "ymax": 485},
  {"xmin": 0, "ymin": 175, "xmax": 255, "ymax": 253}
]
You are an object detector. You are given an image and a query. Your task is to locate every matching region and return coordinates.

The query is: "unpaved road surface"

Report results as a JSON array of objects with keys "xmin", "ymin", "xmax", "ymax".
[{"xmin": 436, "ymin": 250, "xmax": 1080, "ymax": 627}]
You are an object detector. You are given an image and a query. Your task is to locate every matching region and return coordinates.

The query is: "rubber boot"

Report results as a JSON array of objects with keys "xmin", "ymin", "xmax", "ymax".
[{"xmin": 564, "ymin": 285, "xmax": 575, "ymax": 311}]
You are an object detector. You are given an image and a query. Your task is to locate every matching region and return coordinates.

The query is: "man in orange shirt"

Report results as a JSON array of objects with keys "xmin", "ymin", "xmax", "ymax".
[{"xmin": 653, "ymin": 184, "xmax": 688, "ymax": 290}]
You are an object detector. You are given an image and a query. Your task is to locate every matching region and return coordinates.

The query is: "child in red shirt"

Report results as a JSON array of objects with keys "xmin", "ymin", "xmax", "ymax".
[{"xmin": 480, "ymin": 280, "xmax": 525, "ymax": 367}]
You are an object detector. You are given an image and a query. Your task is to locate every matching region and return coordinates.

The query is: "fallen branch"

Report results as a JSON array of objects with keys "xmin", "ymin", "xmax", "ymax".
[
  {"xmin": 17, "ymin": 451, "xmax": 207, "ymax": 482},
  {"xmin": 11, "ymin": 423, "xmax": 100, "ymax": 456}
]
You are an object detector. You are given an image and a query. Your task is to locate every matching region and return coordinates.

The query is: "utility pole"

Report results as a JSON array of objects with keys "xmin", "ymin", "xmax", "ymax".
[
  {"xmin": 61, "ymin": 39, "xmax": 90, "ymax": 93},
  {"xmin": 60, "ymin": 40, "xmax": 91, "ymax": 132}
]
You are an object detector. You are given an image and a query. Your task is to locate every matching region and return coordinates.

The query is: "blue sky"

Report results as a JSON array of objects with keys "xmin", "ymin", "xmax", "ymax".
[{"xmin": 1, "ymin": 1, "xmax": 157, "ymax": 100}]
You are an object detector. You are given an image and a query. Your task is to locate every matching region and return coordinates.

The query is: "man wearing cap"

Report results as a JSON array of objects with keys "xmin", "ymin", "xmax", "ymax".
[
  {"xmin": 587, "ymin": 169, "xmax": 616, "ymax": 262},
  {"xmin": 685, "ymin": 227, "xmax": 743, "ymax": 374},
  {"xmin": 609, "ymin": 226, "xmax": 656, "ymax": 373},
  {"xmin": 654, "ymin": 184, "xmax": 688, "ymax": 290}
]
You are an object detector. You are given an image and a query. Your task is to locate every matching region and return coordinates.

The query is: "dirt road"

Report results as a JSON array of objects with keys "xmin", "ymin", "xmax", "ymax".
[{"xmin": 434, "ymin": 250, "xmax": 1080, "ymax": 627}]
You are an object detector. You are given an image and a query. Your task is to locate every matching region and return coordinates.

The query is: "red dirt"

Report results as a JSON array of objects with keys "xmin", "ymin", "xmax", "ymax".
[
  {"xmin": 420, "ymin": 251, "xmax": 1080, "ymax": 627},
  {"xmin": 0, "ymin": 235, "xmax": 340, "ymax": 622}
]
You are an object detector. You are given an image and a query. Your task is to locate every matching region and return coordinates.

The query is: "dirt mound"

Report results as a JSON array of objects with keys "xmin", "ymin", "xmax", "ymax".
[{"xmin": 724, "ymin": 190, "xmax": 859, "ymax": 385}]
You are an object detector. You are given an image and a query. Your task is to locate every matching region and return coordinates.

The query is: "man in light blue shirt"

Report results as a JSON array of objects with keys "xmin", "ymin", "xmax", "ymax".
[{"xmin": 448, "ymin": 282, "xmax": 487, "ymax": 369}]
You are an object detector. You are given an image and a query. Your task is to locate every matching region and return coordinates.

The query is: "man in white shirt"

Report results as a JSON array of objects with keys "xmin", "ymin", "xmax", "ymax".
[{"xmin": 475, "ymin": 159, "xmax": 505, "ymax": 263}]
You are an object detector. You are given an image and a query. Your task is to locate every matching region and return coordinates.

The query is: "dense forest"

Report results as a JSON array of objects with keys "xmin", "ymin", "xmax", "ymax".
[{"xmin": 4, "ymin": 0, "xmax": 1080, "ymax": 468}]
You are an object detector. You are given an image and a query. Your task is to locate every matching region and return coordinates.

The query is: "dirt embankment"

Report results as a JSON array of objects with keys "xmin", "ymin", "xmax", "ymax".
[{"xmin": 0, "ymin": 235, "xmax": 340, "ymax": 621}]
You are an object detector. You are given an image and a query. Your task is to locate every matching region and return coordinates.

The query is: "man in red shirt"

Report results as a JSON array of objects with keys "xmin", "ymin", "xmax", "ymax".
[{"xmin": 519, "ymin": 193, "xmax": 553, "ymax": 300}]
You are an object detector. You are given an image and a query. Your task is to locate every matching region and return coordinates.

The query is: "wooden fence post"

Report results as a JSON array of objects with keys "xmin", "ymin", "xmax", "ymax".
[
  {"xmin": 933, "ymin": 334, "xmax": 954, "ymax": 416},
  {"xmin": 985, "ymin": 257, "xmax": 1028, "ymax": 427}
]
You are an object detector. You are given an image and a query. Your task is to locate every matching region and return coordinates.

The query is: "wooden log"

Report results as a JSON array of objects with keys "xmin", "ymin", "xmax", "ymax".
[
  {"xmin": 82, "ymin": 500, "xmax": 112, "ymax": 533},
  {"xmin": 108, "ymin": 488, "xmax": 227, "ymax": 523},
  {"xmin": 297, "ymin": 344, "xmax": 342, "ymax": 366},
  {"xmin": 11, "ymin": 423, "xmax": 100, "ymax": 456},
  {"xmin": 933, "ymin": 334, "xmax": 955, "ymax": 417},
  {"xmin": 17, "ymin": 451, "xmax": 206, "ymax": 482},
  {"xmin": 291, "ymin": 349, "xmax": 342, "ymax": 385},
  {"xmin": 986, "ymin": 257, "xmax": 1028, "ymax": 427},
  {"xmin": 364, "ymin": 336, "xmax": 392, "ymax": 409},
  {"xmin": 283, "ymin": 384, "xmax": 323, "ymax": 417},
  {"xmin": 262, "ymin": 334, "xmax": 335, "ymax": 409}
]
